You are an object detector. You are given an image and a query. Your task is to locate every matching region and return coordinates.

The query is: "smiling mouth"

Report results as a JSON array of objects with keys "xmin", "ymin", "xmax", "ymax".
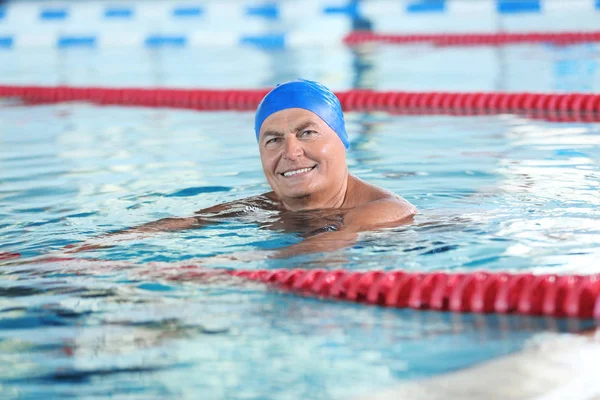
[{"xmin": 280, "ymin": 165, "xmax": 316, "ymax": 177}]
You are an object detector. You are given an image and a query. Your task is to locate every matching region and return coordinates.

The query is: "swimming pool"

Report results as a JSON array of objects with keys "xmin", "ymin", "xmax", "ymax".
[{"xmin": 1, "ymin": 1, "xmax": 600, "ymax": 399}]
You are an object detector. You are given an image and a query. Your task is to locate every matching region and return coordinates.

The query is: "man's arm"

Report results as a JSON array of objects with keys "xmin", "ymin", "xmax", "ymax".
[
  {"xmin": 106, "ymin": 200, "xmax": 237, "ymax": 235},
  {"xmin": 218, "ymin": 197, "xmax": 416, "ymax": 262},
  {"xmin": 65, "ymin": 196, "xmax": 416, "ymax": 259},
  {"xmin": 63, "ymin": 200, "xmax": 249, "ymax": 254},
  {"xmin": 61, "ymin": 217, "xmax": 201, "ymax": 253}
]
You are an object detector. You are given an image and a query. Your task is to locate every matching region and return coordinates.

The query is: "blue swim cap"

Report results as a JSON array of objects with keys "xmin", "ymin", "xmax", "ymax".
[{"xmin": 254, "ymin": 79, "xmax": 349, "ymax": 149}]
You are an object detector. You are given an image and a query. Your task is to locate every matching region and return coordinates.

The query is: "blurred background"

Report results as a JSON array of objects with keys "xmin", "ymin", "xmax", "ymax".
[{"xmin": 0, "ymin": 0, "xmax": 599, "ymax": 91}]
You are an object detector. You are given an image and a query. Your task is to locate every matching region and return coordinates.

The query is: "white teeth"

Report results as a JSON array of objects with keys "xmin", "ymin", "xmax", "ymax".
[{"xmin": 282, "ymin": 167, "xmax": 313, "ymax": 177}]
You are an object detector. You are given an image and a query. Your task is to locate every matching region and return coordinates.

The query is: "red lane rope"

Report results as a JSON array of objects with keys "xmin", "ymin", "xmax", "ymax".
[
  {"xmin": 1, "ymin": 85, "xmax": 599, "ymax": 122},
  {"xmin": 226, "ymin": 269, "xmax": 600, "ymax": 320},
  {"xmin": 1, "ymin": 252, "xmax": 599, "ymax": 319},
  {"xmin": 343, "ymin": 31, "xmax": 600, "ymax": 47},
  {"xmin": 0, "ymin": 86, "xmax": 269, "ymax": 111}
]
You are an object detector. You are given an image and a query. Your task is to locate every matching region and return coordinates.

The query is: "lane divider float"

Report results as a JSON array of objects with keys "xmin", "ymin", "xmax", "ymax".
[
  {"xmin": 227, "ymin": 269, "xmax": 600, "ymax": 320},
  {"xmin": 1, "ymin": 85, "xmax": 599, "ymax": 122},
  {"xmin": 1, "ymin": 252, "xmax": 599, "ymax": 319},
  {"xmin": 343, "ymin": 30, "xmax": 600, "ymax": 47}
]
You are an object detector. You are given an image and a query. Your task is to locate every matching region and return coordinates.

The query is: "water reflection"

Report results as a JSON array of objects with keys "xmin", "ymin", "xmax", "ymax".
[
  {"xmin": 1, "ymin": 253, "xmax": 595, "ymax": 398},
  {"xmin": 494, "ymin": 120, "xmax": 600, "ymax": 273},
  {"xmin": 1, "ymin": 94, "xmax": 600, "ymax": 399}
]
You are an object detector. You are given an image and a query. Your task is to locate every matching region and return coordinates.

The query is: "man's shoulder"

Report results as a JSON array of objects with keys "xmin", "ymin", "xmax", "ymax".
[
  {"xmin": 350, "ymin": 175, "xmax": 414, "ymax": 206},
  {"xmin": 345, "ymin": 176, "xmax": 417, "ymax": 230},
  {"xmin": 359, "ymin": 195, "xmax": 417, "ymax": 219},
  {"xmin": 344, "ymin": 197, "xmax": 417, "ymax": 231}
]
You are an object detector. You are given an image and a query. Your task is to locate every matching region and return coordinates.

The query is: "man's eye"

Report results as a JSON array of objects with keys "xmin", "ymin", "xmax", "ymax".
[
  {"xmin": 266, "ymin": 137, "xmax": 280, "ymax": 145},
  {"xmin": 300, "ymin": 130, "xmax": 315, "ymax": 137}
]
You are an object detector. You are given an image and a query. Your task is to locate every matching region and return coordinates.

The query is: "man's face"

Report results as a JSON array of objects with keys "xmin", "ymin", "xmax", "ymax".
[{"xmin": 258, "ymin": 108, "xmax": 347, "ymax": 204}]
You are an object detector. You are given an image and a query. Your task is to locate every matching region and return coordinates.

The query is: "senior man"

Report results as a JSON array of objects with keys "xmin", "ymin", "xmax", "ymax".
[{"xmin": 68, "ymin": 79, "xmax": 417, "ymax": 258}]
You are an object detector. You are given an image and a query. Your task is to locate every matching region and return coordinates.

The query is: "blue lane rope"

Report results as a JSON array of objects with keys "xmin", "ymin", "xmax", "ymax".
[
  {"xmin": 239, "ymin": 34, "xmax": 285, "ymax": 50},
  {"xmin": 57, "ymin": 36, "xmax": 97, "ymax": 49},
  {"xmin": 104, "ymin": 7, "xmax": 134, "ymax": 19},
  {"xmin": 407, "ymin": 0, "xmax": 446, "ymax": 13},
  {"xmin": 323, "ymin": 1, "xmax": 360, "ymax": 17},
  {"xmin": 0, "ymin": 37, "xmax": 13, "ymax": 49},
  {"xmin": 246, "ymin": 4, "xmax": 280, "ymax": 20},
  {"xmin": 39, "ymin": 8, "xmax": 68, "ymax": 20},
  {"xmin": 497, "ymin": 0, "xmax": 542, "ymax": 13},
  {"xmin": 0, "ymin": 1, "xmax": 592, "ymax": 23},
  {"xmin": 172, "ymin": 6, "xmax": 204, "ymax": 17},
  {"xmin": 144, "ymin": 35, "xmax": 188, "ymax": 48}
]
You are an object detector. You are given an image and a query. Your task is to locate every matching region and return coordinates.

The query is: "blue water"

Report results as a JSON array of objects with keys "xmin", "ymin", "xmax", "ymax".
[
  {"xmin": 2, "ymin": 3, "xmax": 600, "ymax": 399},
  {"xmin": 1, "ymin": 102, "xmax": 599, "ymax": 398}
]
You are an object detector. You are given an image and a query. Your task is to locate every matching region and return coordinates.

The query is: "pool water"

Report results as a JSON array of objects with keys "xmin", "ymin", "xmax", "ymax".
[
  {"xmin": 2, "ymin": 4, "xmax": 600, "ymax": 399},
  {"xmin": 1, "ymin": 99, "xmax": 599, "ymax": 398}
]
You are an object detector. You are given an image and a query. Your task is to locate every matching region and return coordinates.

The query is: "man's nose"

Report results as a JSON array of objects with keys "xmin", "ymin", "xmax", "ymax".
[{"xmin": 282, "ymin": 136, "xmax": 303, "ymax": 160}]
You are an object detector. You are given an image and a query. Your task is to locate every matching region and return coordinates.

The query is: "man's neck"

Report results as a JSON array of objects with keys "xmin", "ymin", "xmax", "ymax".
[{"xmin": 280, "ymin": 174, "xmax": 351, "ymax": 212}]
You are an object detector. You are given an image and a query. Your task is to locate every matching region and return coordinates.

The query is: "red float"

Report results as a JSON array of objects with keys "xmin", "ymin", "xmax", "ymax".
[
  {"xmin": 343, "ymin": 31, "xmax": 600, "ymax": 47},
  {"xmin": 1, "ymin": 85, "xmax": 598, "ymax": 123}
]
